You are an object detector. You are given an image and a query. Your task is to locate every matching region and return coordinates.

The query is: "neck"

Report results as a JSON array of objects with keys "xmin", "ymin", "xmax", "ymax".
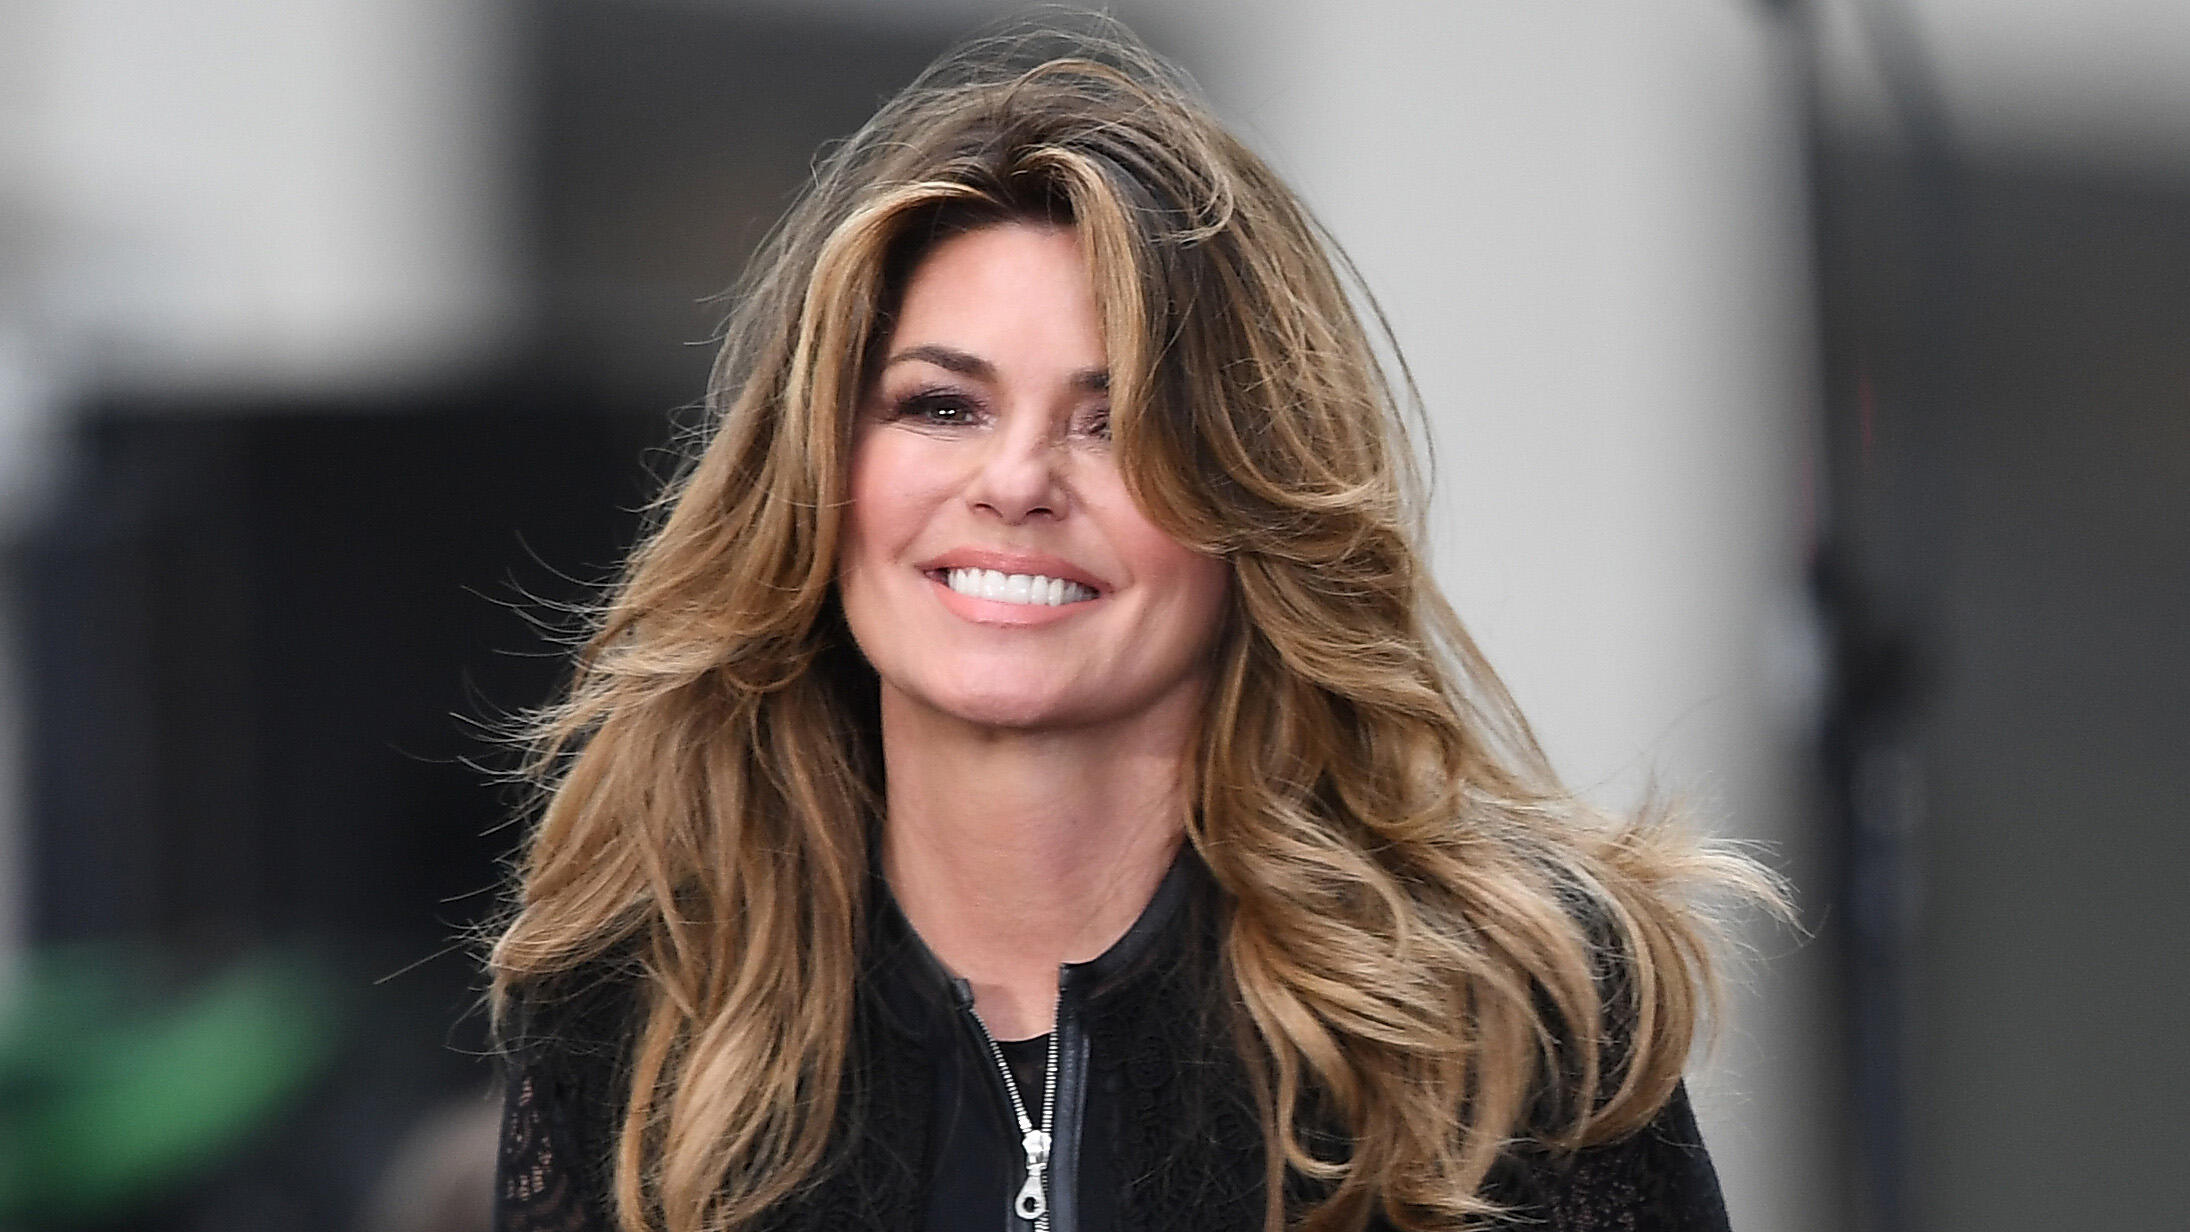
[{"xmin": 879, "ymin": 688, "xmax": 1195, "ymax": 1040}]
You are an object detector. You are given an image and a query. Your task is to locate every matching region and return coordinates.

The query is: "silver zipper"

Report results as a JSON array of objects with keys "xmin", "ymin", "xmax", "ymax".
[{"xmin": 968, "ymin": 999, "xmax": 1061, "ymax": 1231}]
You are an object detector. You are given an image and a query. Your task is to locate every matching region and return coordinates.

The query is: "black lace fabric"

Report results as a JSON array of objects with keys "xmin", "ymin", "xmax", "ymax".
[
  {"xmin": 1487, "ymin": 1085, "xmax": 1733, "ymax": 1232},
  {"xmin": 497, "ymin": 1067, "xmax": 607, "ymax": 1232},
  {"xmin": 494, "ymin": 972, "xmax": 635, "ymax": 1232},
  {"xmin": 493, "ymin": 995, "xmax": 929, "ymax": 1232}
]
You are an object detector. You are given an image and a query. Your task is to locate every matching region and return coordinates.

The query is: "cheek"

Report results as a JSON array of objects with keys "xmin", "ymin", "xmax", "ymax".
[
  {"xmin": 1171, "ymin": 552, "xmax": 1233, "ymax": 647},
  {"xmin": 1119, "ymin": 517, "xmax": 1232, "ymax": 645},
  {"xmin": 843, "ymin": 435, "xmax": 925, "ymax": 566}
]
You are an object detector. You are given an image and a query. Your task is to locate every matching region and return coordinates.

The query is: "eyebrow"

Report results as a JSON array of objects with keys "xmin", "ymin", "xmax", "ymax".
[{"xmin": 884, "ymin": 344, "xmax": 1108, "ymax": 393}]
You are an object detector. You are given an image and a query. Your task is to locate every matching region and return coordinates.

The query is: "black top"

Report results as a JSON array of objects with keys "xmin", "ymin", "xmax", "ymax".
[
  {"xmin": 995, "ymin": 1033, "xmax": 1050, "ymax": 1115},
  {"xmin": 494, "ymin": 855, "xmax": 1734, "ymax": 1231}
]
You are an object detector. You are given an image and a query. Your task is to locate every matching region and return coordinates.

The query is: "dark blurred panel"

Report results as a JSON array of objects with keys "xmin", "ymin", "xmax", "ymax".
[
  {"xmin": 23, "ymin": 390, "xmax": 662, "ymax": 951},
  {"xmin": 1814, "ymin": 136, "xmax": 2190, "ymax": 1231},
  {"xmin": 14, "ymin": 384, "xmax": 668, "ymax": 1230}
]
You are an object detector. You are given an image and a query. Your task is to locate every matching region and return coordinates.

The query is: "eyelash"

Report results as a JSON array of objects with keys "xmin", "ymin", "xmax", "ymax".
[{"xmin": 884, "ymin": 387, "xmax": 1111, "ymax": 439}]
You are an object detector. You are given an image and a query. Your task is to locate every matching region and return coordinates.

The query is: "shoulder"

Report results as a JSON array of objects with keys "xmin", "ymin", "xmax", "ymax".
[
  {"xmin": 501, "ymin": 961, "xmax": 646, "ymax": 1069},
  {"xmin": 1485, "ymin": 1080, "xmax": 1731, "ymax": 1232},
  {"xmin": 497, "ymin": 958, "xmax": 648, "ymax": 1145},
  {"xmin": 1483, "ymin": 883, "xmax": 1730, "ymax": 1229}
]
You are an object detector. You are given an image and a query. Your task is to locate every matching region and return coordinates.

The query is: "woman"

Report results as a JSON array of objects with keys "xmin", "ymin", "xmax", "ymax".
[{"xmin": 490, "ymin": 22, "xmax": 1778, "ymax": 1232}]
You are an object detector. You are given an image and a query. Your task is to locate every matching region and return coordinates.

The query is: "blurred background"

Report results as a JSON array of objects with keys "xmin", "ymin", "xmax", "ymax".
[{"xmin": 0, "ymin": 1, "xmax": 2182, "ymax": 1229}]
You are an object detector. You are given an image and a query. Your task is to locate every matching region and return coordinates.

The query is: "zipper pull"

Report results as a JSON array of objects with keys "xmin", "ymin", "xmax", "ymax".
[{"xmin": 1014, "ymin": 1127, "xmax": 1051, "ymax": 1221}]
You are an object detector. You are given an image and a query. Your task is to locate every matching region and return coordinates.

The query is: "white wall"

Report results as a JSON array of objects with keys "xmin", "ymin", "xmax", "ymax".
[{"xmin": 7, "ymin": 0, "xmax": 518, "ymax": 401}]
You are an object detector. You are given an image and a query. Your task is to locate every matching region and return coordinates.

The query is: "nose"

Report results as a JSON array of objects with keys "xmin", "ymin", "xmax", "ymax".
[{"xmin": 965, "ymin": 415, "xmax": 1067, "ymax": 523}]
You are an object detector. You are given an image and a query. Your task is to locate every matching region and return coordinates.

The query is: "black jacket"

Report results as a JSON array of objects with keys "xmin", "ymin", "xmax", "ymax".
[{"xmin": 494, "ymin": 855, "xmax": 1733, "ymax": 1232}]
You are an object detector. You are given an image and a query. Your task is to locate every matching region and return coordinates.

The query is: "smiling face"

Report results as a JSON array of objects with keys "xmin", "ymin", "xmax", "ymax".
[{"xmin": 838, "ymin": 222, "xmax": 1231, "ymax": 735}]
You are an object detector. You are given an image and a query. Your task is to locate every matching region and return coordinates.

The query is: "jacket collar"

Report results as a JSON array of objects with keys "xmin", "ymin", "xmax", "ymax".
[{"xmin": 862, "ymin": 844, "xmax": 1208, "ymax": 1041}]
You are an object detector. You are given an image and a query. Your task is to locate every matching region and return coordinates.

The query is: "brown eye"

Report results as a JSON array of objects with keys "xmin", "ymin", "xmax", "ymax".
[{"xmin": 895, "ymin": 389, "xmax": 980, "ymax": 426}]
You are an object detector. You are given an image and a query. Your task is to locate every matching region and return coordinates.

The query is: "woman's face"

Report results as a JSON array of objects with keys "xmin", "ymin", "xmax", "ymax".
[{"xmin": 839, "ymin": 222, "xmax": 1230, "ymax": 734}]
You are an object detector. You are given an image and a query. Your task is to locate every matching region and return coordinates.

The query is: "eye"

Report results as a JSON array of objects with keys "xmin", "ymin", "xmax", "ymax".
[
  {"xmin": 891, "ymin": 388, "xmax": 982, "ymax": 427},
  {"xmin": 1076, "ymin": 404, "xmax": 1112, "ymax": 441}
]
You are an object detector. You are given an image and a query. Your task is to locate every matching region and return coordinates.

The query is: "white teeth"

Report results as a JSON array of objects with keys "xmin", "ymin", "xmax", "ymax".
[{"xmin": 943, "ymin": 567, "xmax": 1097, "ymax": 606}]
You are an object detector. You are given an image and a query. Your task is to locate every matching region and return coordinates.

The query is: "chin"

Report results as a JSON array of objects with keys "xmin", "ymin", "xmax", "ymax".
[
  {"xmin": 922, "ymin": 686, "xmax": 1084, "ymax": 732},
  {"xmin": 880, "ymin": 663, "xmax": 1112, "ymax": 732}
]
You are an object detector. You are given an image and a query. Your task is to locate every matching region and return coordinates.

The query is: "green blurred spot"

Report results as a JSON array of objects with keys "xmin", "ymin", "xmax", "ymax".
[{"xmin": 0, "ymin": 946, "xmax": 344, "ymax": 1223}]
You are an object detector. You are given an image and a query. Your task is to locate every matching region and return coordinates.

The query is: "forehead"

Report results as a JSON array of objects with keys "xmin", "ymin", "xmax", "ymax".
[{"xmin": 884, "ymin": 223, "xmax": 1104, "ymax": 372}]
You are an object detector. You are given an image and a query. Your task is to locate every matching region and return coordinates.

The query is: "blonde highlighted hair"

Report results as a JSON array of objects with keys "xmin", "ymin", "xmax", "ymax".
[{"xmin": 491, "ymin": 19, "xmax": 1779, "ymax": 1232}]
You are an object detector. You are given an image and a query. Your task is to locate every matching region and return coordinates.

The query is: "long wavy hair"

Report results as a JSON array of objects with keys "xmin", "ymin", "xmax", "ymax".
[{"xmin": 491, "ymin": 20, "xmax": 1779, "ymax": 1232}]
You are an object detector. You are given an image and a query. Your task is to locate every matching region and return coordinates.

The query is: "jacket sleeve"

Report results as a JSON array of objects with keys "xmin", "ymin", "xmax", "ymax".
[
  {"xmin": 1488, "ymin": 1081, "xmax": 1732, "ymax": 1232},
  {"xmin": 493, "ymin": 979, "xmax": 633, "ymax": 1232},
  {"xmin": 494, "ymin": 1057, "xmax": 614, "ymax": 1232}
]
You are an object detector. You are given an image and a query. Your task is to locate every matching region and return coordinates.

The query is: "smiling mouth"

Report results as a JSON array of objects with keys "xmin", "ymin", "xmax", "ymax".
[{"xmin": 935, "ymin": 567, "xmax": 1099, "ymax": 607}]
